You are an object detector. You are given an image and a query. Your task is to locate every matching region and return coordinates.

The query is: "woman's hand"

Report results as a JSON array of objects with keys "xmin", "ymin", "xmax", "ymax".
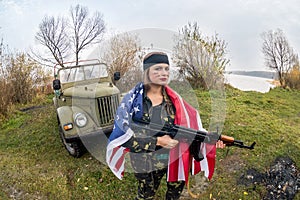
[
  {"xmin": 157, "ymin": 135, "xmax": 179, "ymax": 149},
  {"xmin": 216, "ymin": 140, "xmax": 226, "ymax": 148}
]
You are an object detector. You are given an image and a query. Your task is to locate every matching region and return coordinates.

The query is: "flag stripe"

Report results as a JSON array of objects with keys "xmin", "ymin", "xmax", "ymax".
[
  {"xmin": 178, "ymin": 145, "xmax": 185, "ymax": 180},
  {"xmin": 109, "ymin": 146, "xmax": 119, "ymax": 164},
  {"xmin": 114, "ymin": 148, "xmax": 126, "ymax": 173},
  {"xmin": 110, "ymin": 147, "xmax": 125, "ymax": 171},
  {"xmin": 168, "ymin": 152, "xmax": 178, "ymax": 181}
]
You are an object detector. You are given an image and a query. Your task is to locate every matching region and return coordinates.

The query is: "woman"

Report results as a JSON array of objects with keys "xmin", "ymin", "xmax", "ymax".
[{"xmin": 107, "ymin": 52, "xmax": 225, "ymax": 200}]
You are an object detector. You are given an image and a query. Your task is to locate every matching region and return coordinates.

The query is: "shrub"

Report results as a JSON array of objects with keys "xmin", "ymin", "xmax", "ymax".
[
  {"xmin": 0, "ymin": 51, "xmax": 50, "ymax": 117},
  {"xmin": 0, "ymin": 78, "xmax": 13, "ymax": 118},
  {"xmin": 286, "ymin": 65, "xmax": 300, "ymax": 89}
]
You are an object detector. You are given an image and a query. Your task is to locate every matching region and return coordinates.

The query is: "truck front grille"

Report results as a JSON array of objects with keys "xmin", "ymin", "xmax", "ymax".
[{"xmin": 97, "ymin": 95, "xmax": 119, "ymax": 126}]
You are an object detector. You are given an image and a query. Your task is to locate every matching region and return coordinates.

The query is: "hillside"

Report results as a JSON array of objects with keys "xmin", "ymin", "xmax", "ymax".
[{"xmin": 0, "ymin": 87, "xmax": 299, "ymax": 199}]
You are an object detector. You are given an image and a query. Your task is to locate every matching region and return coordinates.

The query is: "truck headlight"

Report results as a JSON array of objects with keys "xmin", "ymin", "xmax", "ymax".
[{"xmin": 74, "ymin": 113, "xmax": 88, "ymax": 127}]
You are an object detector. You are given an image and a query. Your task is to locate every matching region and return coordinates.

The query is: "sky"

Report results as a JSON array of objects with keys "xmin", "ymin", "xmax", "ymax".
[{"xmin": 1, "ymin": 0, "xmax": 300, "ymax": 71}]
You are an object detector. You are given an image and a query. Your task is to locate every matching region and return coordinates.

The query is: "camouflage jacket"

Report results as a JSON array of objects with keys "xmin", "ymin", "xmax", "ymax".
[{"xmin": 123, "ymin": 88, "xmax": 176, "ymax": 173}]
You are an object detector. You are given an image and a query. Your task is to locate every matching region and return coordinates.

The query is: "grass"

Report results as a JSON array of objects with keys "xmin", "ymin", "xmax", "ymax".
[
  {"xmin": 0, "ymin": 87, "xmax": 299, "ymax": 199},
  {"xmin": 203, "ymin": 87, "xmax": 300, "ymax": 200}
]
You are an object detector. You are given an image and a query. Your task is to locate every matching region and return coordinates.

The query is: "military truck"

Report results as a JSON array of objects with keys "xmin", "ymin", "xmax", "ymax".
[{"xmin": 52, "ymin": 60, "xmax": 120, "ymax": 157}]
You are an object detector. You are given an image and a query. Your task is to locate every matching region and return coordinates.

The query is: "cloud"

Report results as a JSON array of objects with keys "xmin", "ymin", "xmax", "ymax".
[{"xmin": 0, "ymin": 0, "xmax": 24, "ymax": 15}]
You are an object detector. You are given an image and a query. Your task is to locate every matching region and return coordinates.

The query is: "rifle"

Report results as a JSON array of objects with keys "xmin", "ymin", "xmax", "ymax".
[{"xmin": 131, "ymin": 119, "xmax": 256, "ymax": 161}]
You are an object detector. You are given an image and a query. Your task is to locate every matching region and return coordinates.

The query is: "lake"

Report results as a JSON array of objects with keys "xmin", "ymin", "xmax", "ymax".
[{"xmin": 224, "ymin": 74, "xmax": 276, "ymax": 93}]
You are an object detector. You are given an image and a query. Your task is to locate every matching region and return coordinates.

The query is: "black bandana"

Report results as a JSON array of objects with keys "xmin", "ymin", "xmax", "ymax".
[{"xmin": 143, "ymin": 54, "xmax": 169, "ymax": 70}]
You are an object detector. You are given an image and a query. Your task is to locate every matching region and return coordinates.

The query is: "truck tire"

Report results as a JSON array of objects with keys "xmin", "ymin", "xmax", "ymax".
[{"xmin": 57, "ymin": 116, "xmax": 85, "ymax": 158}]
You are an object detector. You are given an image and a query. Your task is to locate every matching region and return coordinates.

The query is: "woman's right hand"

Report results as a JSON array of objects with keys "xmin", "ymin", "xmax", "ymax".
[{"xmin": 156, "ymin": 135, "xmax": 179, "ymax": 149}]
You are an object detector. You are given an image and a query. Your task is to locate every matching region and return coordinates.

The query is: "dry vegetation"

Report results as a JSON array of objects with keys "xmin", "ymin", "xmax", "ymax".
[
  {"xmin": 286, "ymin": 65, "xmax": 300, "ymax": 89},
  {"xmin": 0, "ymin": 48, "xmax": 51, "ymax": 121}
]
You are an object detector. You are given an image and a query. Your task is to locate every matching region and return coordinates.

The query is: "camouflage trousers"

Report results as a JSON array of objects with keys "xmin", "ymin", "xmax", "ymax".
[{"xmin": 134, "ymin": 168, "xmax": 185, "ymax": 200}]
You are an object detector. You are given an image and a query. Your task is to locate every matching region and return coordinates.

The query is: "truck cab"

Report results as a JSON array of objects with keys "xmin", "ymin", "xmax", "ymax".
[{"xmin": 53, "ymin": 60, "xmax": 120, "ymax": 157}]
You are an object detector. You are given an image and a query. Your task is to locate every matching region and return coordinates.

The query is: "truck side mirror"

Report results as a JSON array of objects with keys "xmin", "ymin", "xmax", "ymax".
[
  {"xmin": 113, "ymin": 72, "xmax": 120, "ymax": 81},
  {"xmin": 53, "ymin": 79, "xmax": 61, "ymax": 90}
]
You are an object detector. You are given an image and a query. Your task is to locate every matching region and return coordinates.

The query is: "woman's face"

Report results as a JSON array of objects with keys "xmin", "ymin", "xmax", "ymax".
[{"xmin": 148, "ymin": 63, "xmax": 170, "ymax": 86}]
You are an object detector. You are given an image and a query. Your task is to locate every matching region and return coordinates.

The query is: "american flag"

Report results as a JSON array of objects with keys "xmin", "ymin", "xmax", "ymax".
[{"xmin": 106, "ymin": 82, "xmax": 216, "ymax": 182}]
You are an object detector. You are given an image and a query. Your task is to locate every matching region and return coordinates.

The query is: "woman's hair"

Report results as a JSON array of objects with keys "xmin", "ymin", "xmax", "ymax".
[{"xmin": 143, "ymin": 68, "xmax": 151, "ymax": 84}]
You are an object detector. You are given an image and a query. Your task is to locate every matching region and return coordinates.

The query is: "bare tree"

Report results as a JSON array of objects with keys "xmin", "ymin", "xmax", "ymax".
[
  {"xmin": 100, "ymin": 32, "xmax": 142, "ymax": 89},
  {"xmin": 33, "ymin": 4, "xmax": 105, "ymax": 67},
  {"xmin": 261, "ymin": 29, "xmax": 298, "ymax": 87},
  {"xmin": 35, "ymin": 16, "xmax": 69, "ymax": 67},
  {"xmin": 173, "ymin": 22, "xmax": 229, "ymax": 89},
  {"xmin": 70, "ymin": 5, "xmax": 105, "ymax": 65}
]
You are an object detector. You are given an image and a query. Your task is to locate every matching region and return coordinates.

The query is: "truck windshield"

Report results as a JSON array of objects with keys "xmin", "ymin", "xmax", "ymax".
[{"xmin": 58, "ymin": 64, "xmax": 109, "ymax": 83}]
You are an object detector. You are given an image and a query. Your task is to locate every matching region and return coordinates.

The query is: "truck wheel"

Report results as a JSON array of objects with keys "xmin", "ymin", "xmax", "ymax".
[{"xmin": 57, "ymin": 117, "xmax": 85, "ymax": 158}]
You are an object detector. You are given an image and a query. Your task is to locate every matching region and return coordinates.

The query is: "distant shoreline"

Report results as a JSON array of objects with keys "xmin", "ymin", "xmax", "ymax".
[{"xmin": 225, "ymin": 70, "xmax": 278, "ymax": 80}]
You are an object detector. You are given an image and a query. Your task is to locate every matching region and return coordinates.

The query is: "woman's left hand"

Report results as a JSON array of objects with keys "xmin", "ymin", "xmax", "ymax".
[{"xmin": 216, "ymin": 140, "xmax": 226, "ymax": 148}]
